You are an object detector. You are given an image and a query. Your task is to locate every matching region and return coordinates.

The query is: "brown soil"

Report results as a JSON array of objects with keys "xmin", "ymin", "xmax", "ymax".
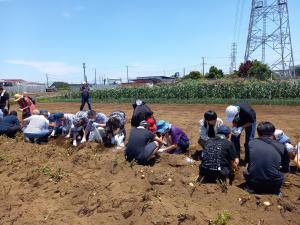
[{"xmin": 1, "ymin": 103, "xmax": 300, "ymax": 225}]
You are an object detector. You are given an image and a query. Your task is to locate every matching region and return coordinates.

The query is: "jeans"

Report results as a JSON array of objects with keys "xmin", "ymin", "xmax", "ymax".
[
  {"xmin": 80, "ymin": 97, "xmax": 92, "ymax": 111},
  {"xmin": 231, "ymin": 122, "xmax": 256, "ymax": 162},
  {"xmin": 24, "ymin": 131, "xmax": 50, "ymax": 143}
]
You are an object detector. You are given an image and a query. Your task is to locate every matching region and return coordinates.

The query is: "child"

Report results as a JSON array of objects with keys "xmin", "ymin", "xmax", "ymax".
[
  {"xmin": 105, "ymin": 111, "xmax": 126, "ymax": 147},
  {"xmin": 84, "ymin": 110, "xmax": 108, "ymax": 142},
  {"xmin": 125, "ymin": 120, "xmax": 163, "ymax": 164},
  {"xmin": 198, "ymin": 110, "xmax": 223, "ymax": 148},
  {"xmin": 156, "ymin": 120, "xmax": 190, "ymax": 154},
  {"xmin": 71, "ymin": 111, "xmax": 89, "ymax": 146}
]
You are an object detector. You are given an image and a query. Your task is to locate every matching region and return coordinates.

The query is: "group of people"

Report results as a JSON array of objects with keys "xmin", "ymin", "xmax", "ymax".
[
  {"xmin": 126, "ymin": 100, "xmax": 300, "ymax": 195},
  {"xmin": 1, "ymin": 84, "xmax": 300, "ymax": 196},
  {"xmin": 198, "ymin": 104, "xmax": 299, "ymax": 195}
]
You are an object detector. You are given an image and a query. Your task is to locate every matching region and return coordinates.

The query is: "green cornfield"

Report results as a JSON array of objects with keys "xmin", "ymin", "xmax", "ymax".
[{"xmin": 63, "ymin": 80, "xmax": 300, "ymax": 101}]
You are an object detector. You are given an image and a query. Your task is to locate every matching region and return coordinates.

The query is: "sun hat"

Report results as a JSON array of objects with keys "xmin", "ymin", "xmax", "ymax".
[
  {"xmin": 14, "ymin": 94, "xmax": 23, "ymax": 102},
  {"xmin": 225, "ymin": 105, "xmax": 239, "ymax": 123},
  {"xmin": 274, "ymin": 129, "xmax": 290, "ymax": 144},
  {"xmin": 32, "ymin": 109, "xmax": 40, "ymax": 115},
  {"xmin": 156, "ymin": 120, "xmax": 171, "ymax": 134},
  {"xmin": 217, "ymin": 125, "xmax": 231, "ymax": 136}
]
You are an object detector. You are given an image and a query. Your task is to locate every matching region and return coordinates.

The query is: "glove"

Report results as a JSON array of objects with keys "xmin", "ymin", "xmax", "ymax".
[
  {"xmin": 80, "ymin": 137, "xmax": 86, "ymax": 144},
  {"xmin": 92, "ymin": 122, "xmax": 100, "ymax": 128},
  {"xmin": 232, "ymin": 127, "xmax": 243, "ymax": 137},
  {"xmin": 73, "ymin": 140, "xmax": 77, "ymax": 146}
]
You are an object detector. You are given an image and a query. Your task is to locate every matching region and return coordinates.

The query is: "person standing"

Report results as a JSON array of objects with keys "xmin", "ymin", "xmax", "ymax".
[
  {"xmin": 0, "ymin": 85, "xmax": 10, "ymax": 112},
  {"xmin": 80, "ymin": 82, "xmax": 92, "ymax": 111},
  {"xmin": 225, "ymin": 103, "xmax": 256, "ymax": 163}
]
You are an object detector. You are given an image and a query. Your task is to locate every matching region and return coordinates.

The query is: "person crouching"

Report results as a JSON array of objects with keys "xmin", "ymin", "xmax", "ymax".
[
  {"xmin": 199, "ymin": 125, "xmax": 239, "ymax": 184},
  {"xmin": 156, "ymin": 120, "xmax": 190, "ymax": 154},
  {"xmin": 125, "ymin": 121, "xmax": 163, "ymax": 165},
  {"xmin": 23, "ymin": 109, "xmax": 50, "ymax": 144}
]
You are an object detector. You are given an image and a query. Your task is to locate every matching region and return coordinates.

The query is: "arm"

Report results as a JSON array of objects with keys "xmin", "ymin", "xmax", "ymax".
[
  {"xmin": 231, "ymin": 158, "xmax": 239, "ymax": 171},
  {"xmin": 199, "ymin": 120, "xmax": 209, "ymax": 141},
  {"xmin": 241, "ymin": 122, "xmax": 252, "ymax": 129},
  {"xmin": 162, "ymin": 134, "xmax": 177, "ymax": 153}
]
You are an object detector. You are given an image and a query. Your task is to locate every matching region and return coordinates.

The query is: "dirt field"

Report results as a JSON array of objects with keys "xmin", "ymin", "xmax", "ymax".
[{"xmin": 1, "ymin": 103, "xmax": 300, "ymax": 225}]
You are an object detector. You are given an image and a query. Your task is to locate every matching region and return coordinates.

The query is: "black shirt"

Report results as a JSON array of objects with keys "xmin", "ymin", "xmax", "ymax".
[
  {"xmin": 235, "ymin": 103, "xmax": 256, "ymax": 127},
  {"xmin": 131, "ymin": 104, "xmax": 153, "ymax": 127},
  {"xmin": 0, "ymin": 91, "xmax": 9, "ymax": 109},
  {"xmin": 244, "ymin": 137, "xmax": 290, "ymax": 183},
  {"xmin": 125, "ymin": 127, "xmax": 155, "ymax": 161},
  {"xmin": 201, "ymin": 136, "xmax": 237, "ymax": 171}
]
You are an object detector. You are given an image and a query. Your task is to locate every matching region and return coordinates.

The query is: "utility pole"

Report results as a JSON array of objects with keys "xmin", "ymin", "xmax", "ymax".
[
  {"xmin": 183, "ymin": 68, "xmax": 186, "ymax": 77},
  {"xmin": 245, "ymin": 0, "xmax": 295, "ymax": 77},
  {"xmin": 45, "ymin": 73, "xmax": 49, "ymax": 88},
  {"xmin": 202, "ymin": 57, "xmax": 205, "ymax": 75},
  {"xmin": 94, "ymin": 68, "xmax": 97, "ymax": 85},
  {"xmin": 82, "ymin": 63, "xmax": 87, "ymax": 83},
  {"xmin": 126, "ymin": 65, "xmax": 129, "ymax": 83}
]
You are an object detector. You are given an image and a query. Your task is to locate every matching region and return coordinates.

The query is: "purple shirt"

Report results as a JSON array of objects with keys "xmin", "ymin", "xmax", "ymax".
[{"xmin": 170, "ymin": 125, "xmax": 189, "ymax": 145}]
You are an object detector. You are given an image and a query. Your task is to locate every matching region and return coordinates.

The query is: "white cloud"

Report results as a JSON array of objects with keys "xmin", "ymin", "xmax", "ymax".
[
  {"xmin": 5, "ymin": 60, "xmax": 81, "ymax": 76},
  {"xmin": 62, "ymin": 11, "xmax": 71, "ymax": 18}
]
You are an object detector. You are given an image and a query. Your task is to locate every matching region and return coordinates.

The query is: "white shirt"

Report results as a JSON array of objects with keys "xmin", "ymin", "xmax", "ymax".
[{"xmin": 24, "ymin": 115, "xmax": 49, "ymax": 134}]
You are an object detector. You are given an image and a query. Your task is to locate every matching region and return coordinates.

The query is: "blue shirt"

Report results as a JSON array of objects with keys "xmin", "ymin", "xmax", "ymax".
[{"xmin": 0, "ymin": 115, "xmax": 20, "ymax": 132}]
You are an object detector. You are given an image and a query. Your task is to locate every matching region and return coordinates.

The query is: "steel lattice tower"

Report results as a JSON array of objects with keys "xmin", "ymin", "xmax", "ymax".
[
  {"xmin": 230, "ymin": 43, "xmax": 237, "ymax": 74},
  {"xmin": 244, "ymin": 0, "xmax": 295, "ymax": 77}
]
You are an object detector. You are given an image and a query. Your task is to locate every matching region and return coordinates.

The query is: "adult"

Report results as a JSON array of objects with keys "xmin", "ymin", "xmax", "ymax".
[
  {"xmin": 23, "ymin": 110, "xmax": 50, "ymax": 144},
  {"xmin": 198, "ymin": 110, "xmax": 223, "ymax": 148},
  {"xmin": 0, "ymin": 85, "xmax": 10, "ymax": 112},
  {"xmin": 80, "ymin": 82, "xmax": 92, "ymax": 111},
  {"xmin": 244, "ymin": 121, "xmax": 290, "ymax": 195},
  {"xmin": 225, "ymin": 103, "xmax": 256, "ymax": 163},
  {"xmin": 199, "ymin": 125, "xmax": 239, "ymax": 183},
  {"xmin": 48, "ymin": 112, "xmax": 65, "ymax": 137},
  {"xmin": 14, "ymin": 94, "xmax": 35, "ymax": 119},
  {"xmin": 131, "ymin": 99, "xmax": 153, "ymax": 127},
  {"xmin": 156, "ymin": 120, "xmax": 190, "ymax": 154},
  {"xmin": 125, "ymin": 121, "xmax": 163, "ymax": 164},
  {"xmin": 0, "ymin": 111, "xmax": 21, "ymax": 138}
]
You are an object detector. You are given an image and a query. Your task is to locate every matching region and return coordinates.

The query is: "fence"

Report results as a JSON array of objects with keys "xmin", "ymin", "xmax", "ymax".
[{"xmin": 5, "ymin": 85, "xmax": 46, "ymax": 94}]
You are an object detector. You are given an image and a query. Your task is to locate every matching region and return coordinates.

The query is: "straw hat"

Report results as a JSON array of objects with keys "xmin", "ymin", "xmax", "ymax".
[{"xmin": 14, "ymin": 94, "xmax": 23, "ymax": 102}]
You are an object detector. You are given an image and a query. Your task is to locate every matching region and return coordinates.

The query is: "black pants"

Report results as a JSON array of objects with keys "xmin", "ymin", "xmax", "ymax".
[
  {"xmin": 80, "ymin": 97, "xmax": 92, "ymax": 111},
  {"xmin": 0, "ymin": 125, "xmax": 20, "ymax": 138},
  {"xmin": 200, "ymin": 166, "xmax": 232, "ymax": 183},
  {"xmin": 245, "ymin": 180, "xmax": 282, "ymax": 195}
]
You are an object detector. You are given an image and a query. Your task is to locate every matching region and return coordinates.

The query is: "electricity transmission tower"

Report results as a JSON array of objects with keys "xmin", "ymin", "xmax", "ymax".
[
  {"xmin": 244, "ymin": 0, "xmax": 295, "ymax": 77},
  {"xmin": 230, "ymin": 43, "xmax": 237, "ymax": 74}
]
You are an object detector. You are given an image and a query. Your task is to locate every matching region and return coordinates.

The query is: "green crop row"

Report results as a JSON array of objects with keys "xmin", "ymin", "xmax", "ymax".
[{"xmin": 63, "ymin": 80, "xmax": 300, "ymax": 100}]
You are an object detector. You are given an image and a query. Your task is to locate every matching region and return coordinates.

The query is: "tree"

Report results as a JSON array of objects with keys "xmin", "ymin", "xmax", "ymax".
[
  {"xmin": 50, "ymin": 81, "xmax": 70, "ymax": 90},
  {"xmin": 238, "ymin": 60, "xmax": 272, "ymax": 80},
  {"xmin": 205, "ymin": 66, "xmax": 224, "ymax": 79},
  {"xmin": 183, "ymin": 71, "xmax": 203, "ymax": 80}
]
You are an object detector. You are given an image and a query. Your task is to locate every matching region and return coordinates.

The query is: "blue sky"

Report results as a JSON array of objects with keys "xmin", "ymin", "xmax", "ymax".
[{"xmin": 0, "ymin": 0, "xmax": 299, "ymax": 84}]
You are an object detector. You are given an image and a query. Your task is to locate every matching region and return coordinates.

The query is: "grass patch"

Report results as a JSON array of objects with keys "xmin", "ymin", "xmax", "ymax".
[{"xmin": 209, "ymin": 211, "xmax": 231, "ymax": 225}]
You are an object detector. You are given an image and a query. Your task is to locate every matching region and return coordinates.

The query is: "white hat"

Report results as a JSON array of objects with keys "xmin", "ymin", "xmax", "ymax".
[{"xmin": 225, "ymin": 105, "xmax": 239, "ymax": 123}]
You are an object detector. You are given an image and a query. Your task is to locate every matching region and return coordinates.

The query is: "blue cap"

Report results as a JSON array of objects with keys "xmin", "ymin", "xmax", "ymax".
[{"xmin": 217, "ymin": 125, "xmax": 231, "ymax": 136}]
